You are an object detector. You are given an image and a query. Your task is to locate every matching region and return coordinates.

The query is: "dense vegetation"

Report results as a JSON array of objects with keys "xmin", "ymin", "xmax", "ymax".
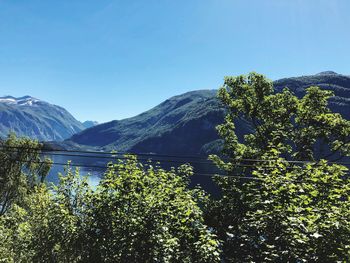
[
  {"xmin": 207, "ymin": 73, "xmax": 350, "ymax": 261},
  {"xmin": 0, "ymin": 136, "xmax": 220, "ymax": 262},
  {"xmin": 0, "ymin": 134, "xmax": 52, "ymax": 216},
  {"xmin": 1, "ymin": 73, "xmax": 349, "ymax": 262}
]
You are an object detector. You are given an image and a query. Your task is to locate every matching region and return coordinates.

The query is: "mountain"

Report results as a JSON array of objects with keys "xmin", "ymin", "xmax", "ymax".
[
  {"xmin": 65, "ymin": 72, "xmax": 350, "ymax": 155},
  {"xmin": 274, "ymin": 71, "xmax": 350, "ymax": 116},
  {"xmin": 66, "ymin": 90, "xmax": 226, "ymax": 154},
  {"xmin": 0, "ymin": 96, "xmax": 85, "ymax": 141},
  {"xmin": 82, "ymin": 120, "xmax": 99, "ymax": 129}
]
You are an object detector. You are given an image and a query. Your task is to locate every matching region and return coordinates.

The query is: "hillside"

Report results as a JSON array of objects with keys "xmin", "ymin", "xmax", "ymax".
[
  {"xmin": 66, "ymin": 90, "xmax": 226, "ymax": 154},
  {"xmin": 274, "ymin": 71, "xmax": 350, "ymax": 116},
  {"xmin": 0, "ymin": 96, "xmax": 85, "ymax": 141},
  {"xmin": 64, "ymin": 72, "xmax": 350, "ymax": 155}
]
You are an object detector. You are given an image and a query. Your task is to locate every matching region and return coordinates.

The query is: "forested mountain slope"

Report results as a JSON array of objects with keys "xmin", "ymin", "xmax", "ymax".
[
  {"xmin": 274, "ymin": 71, "xmax": 350, "ymax": 116},
  {"xmin": 64, "ymin": 71, "xmax": 350, "ymax": 154},
  {"xmin": 66, "ymin": 90, "xmax": 226, "ymax": 154}
]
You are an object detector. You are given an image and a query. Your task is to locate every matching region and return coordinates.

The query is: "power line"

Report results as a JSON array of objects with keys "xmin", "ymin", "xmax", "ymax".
[
  {"xmin": 0, "ymin": 145, "xmax": 214, "ymax": 160},
  {"xmin": 11, "ymin": 158, "xmax": 290, "ymax": 171},
  {"xmin": 0, "ymin": 145, "xmax": 350, "ymax": 165},
  {"xmin": 10, "ymin": 158, "xmax": 350, "ymax": 180},
  {"xmin": 1, "ymin": 145, "xmax": 350, "ymax": 166},
  {"xmin": 6, "ymin": 150, "xmax": 336, "ymax": 171},
  {"xmin": 0, "ymin": 146, "xmax": 277, "ymax": 167},
  {"xmin": 41, "ymin": 152, "xmax": 219, "ymax": 166},
  {"xmin": 0, "ymin": 146, "xmax": 220, "ymax": 166},
  {"xmin": 37, "ymin": 153, "xmax": 326, "ymax": 170}
]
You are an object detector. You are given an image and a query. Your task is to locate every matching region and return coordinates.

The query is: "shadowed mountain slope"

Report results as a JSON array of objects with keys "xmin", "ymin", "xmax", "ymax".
[
  {"xmin": 274, "ymin": 71, "xmax": 350, "ymax": 116},
  {"xmin": 67, "ymin": 90, "xmax": 226, "ymax": 154},
  {"xmin": 65, "ymin": 72, "xmax": 350, "ymax": 155}
]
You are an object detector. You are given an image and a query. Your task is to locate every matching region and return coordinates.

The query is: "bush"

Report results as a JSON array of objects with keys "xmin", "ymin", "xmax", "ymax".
[{"xmin": 0, "ymin": 156, "xmax": 220, "ymax": 262}]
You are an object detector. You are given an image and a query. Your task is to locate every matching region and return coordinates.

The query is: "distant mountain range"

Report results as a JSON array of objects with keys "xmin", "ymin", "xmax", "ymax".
[
  {"xmin": 2, "ymin": 72, "xmax": 349, "ymax": 154},
  {"xmin": 0, "ymin": 96, "xmax": 97, "ymax": 141},
  {"xmin": 82, "ymin": 120, "xmax": 99, "ymax": 129},
  {"xmin": 59, "ymin": 71, "xmax": 350, "ymax": 155}
]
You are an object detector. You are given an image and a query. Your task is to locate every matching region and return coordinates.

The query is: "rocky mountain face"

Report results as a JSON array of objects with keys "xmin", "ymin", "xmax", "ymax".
[
  {"xmin": 66, "ymin": 72, "xmax": 350, "ymax": 155},
  {"xmin": 0, "ymin": 96, "xmax": 85, "ymax": 141}
]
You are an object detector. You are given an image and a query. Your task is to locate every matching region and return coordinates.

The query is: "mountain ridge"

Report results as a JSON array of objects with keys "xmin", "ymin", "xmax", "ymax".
[
  {"xmin": 63, "ymin": 72, "xmax": 350, "ymax": 155},
  {"xmin": 65, "ymin": 89, "xmax": 223, "ymax": 154},
  {"xmin": 0, "ymin": 95, "xmax": 85, "ymax": 141}
]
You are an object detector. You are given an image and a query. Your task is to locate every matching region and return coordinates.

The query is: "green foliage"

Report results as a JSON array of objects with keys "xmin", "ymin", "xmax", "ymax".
[
  {"xmin": 83, "ymin": 156, "xmax": 220, "ymax": 262},
  {"xmin": 213, "ymin": 73, "xmax": 350, "ymax": 162},
  {"xmin": 0, "ymin": 133, "xmax": 52, "ymax": 215},
  {"xmin": 0, "ymin": 156, "xmax": 220, "ymax": 262},
  {"xmin": 0, "ymin": 149, "xmax": 81, "ymax": 262},
  {"xmin": 207, "ymin": 72, "xmax": 350, "ymax": 262}
]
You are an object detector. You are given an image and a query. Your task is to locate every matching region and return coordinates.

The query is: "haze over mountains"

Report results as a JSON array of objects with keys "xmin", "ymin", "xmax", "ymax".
[
  {"xmin": 82, "ymin": 120, "xmax": 99, "ymax": 129},
  {"xmin": 1, "ymin": 72, "xmax": 349, "ymax": 155}
]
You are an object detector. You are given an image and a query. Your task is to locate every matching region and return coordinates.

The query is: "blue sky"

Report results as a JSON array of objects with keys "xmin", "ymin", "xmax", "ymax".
[{"xmin": 0, "ymin": 0, "xmax": 349, "ymax": 123}]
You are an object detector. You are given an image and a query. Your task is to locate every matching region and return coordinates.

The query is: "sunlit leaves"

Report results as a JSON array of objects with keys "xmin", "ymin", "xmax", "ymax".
[
  {"xmin": 0, "ymin": 154, "xmax": 220, "ymax": 262},
  {"xmin": 88, "ymin": 157, "xmax": 220, "ymax": 262},
  {"xmin": 207, "ymin": 73, "xmax": 350, "ymax": 262},
  {"xmin": 0, "ymin": 133, "xmax": 52, "ymax": 215}
]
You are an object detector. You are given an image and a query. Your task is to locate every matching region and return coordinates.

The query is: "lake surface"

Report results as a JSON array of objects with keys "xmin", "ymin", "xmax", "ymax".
[{"xmin": 44, "ymin": 152, "xmax": 221, "ymax": 194}]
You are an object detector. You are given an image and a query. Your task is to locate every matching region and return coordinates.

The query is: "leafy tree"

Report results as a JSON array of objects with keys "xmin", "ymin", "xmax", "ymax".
[
  {"xmin": 207, "ymin": 72, "xmax": 350, "ymax": 262},
  {"xmin": 0, "ymin": 165, "xmax": 86, "ymax": 262},
  {"xmin": 84, "ymin": 156, "xmax": 220, "ymax": 262},
  {"xmin": 0, "ymin": 157, "xmax": 220, "ymax": 262},
  {"xmin": 0, "ymin": 133, "xmax": 52, "ymax": 215}
]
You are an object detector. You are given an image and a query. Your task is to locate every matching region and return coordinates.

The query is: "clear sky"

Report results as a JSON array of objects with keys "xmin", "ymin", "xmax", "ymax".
[{"xmin": 0, "ymin": 0, "xmax": 349, "ymax": 123}]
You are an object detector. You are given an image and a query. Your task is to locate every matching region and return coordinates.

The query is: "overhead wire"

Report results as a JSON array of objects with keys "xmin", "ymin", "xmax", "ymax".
[
  {"xmin": 9, "ymin": 156, "xmax": 350, "ymax": 181},
  {"xmin": 2, "ymin": 145, "xmax": 350, "ymax": 184},
  {"xmin": 7, "ymin": 151, "xmax": 346, "ymax": 172},
  {"xmin": 1, "ymin": 145, "xmax": 350, "ymax": 166},
  {"xmin": 3, "ymin": 139, "xmax": 349, "ymax": 185},
  {"xmin": 0, "ymin": 145, "xmax": 214, "ymax": 160}
]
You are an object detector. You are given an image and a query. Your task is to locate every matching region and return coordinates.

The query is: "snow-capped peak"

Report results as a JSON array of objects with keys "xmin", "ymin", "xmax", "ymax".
[{"xmin": 0, "ymin": 95, "xmax": 41, "ymax": 106}]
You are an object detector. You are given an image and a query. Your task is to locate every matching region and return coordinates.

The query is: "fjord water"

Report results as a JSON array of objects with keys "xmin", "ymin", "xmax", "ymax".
[
  {"xmin": 44, "ymin": 153, "xmax": 106, "ymax": 188},
  {"xmin": 44, "ymin": 153, "xmax": 221, "ymax": 194}
]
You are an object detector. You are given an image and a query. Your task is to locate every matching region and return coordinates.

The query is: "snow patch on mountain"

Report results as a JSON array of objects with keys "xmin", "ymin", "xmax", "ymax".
[{"xmin": 0, "ymin": 96, "xmax": 41, "ymax": 106}]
